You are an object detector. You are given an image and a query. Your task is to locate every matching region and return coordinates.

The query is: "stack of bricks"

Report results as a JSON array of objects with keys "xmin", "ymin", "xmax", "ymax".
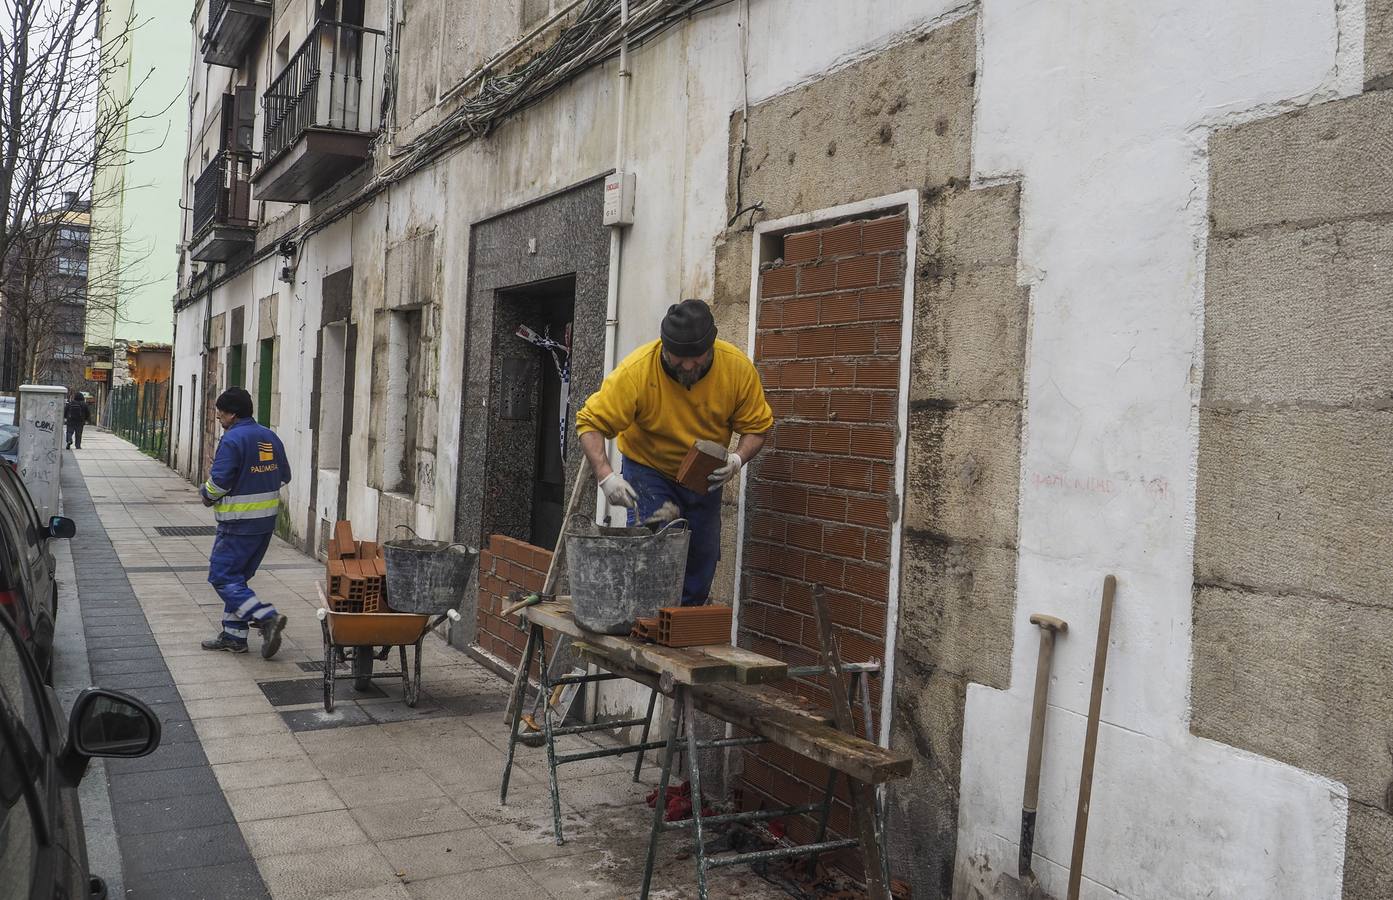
[
  {"xmin": 325, "ymin": 521, "xmax": 386, "ymax": 613},
  {"xmin": 738, "ymin": 213, "xmax": 906, "ymax": 853},
  {"xmin": 656, "ymin": 605, "xmax": 733, "ymax": 648},
  {"xmin": 475, "ymin": 534, "xmax": 552, "ymax": 675}
]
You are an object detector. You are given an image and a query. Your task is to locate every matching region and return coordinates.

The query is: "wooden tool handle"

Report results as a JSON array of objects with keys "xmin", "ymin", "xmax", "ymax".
[
  {"xmin": 1019, "ymin": 612, "xmax": 1065, "ymax": 877},
  {"xmin": 1067, "ymin": 575, "xmax": 1116, "ymax": 900}
]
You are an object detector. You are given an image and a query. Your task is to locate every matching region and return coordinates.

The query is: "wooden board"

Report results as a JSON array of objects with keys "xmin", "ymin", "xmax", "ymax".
[
  {"xmin": 526, "ymin": 598, "xmax": 787, "ymax": 685},
  {"xmin": 525, "ymin": 599, "xmax": 739, "ymax": 686}
]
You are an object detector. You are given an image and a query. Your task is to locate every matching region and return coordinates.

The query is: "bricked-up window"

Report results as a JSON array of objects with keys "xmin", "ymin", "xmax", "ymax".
[{"xmin": 739, "ymin": 212, "xmax": 907, "ymax": 846}]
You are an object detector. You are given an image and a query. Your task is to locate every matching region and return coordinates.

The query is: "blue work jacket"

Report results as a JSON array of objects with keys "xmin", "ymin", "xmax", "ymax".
[{"xmin": 200, "ymin": 417, "xmax": 291, "ymax": 534}]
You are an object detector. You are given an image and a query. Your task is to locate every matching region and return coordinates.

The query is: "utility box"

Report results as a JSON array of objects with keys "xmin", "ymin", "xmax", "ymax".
[
  {"xmin": 602, "ymin": 171, "xmax": 636, "ymax": 226},
  {"xmin": 17, "ymin": 385, "xmax": 66, "ymax": 522}
]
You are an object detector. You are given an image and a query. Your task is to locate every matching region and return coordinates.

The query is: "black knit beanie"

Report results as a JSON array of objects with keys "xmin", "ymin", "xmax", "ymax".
[
  {"xmin": 660, "ymin": 299, "xmax": 717, "ymax": 357},
  {"xmin": 215, "ymin": 387, "xmax": 254, "ymax": 420}
]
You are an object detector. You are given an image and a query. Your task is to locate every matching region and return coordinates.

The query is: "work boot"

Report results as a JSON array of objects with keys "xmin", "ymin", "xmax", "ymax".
[
  {"xmin": 201, "ymin": 633, "xmax": 248, "ymax": 653},
  {"xmin": 258, "ymin": 614, "xmax": 288, "ymax": 659}
]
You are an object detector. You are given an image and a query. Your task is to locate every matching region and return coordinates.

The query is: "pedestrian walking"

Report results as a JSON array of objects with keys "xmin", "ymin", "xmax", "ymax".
[
  {"xmin": 64, "ymin": 389, "xmax": 89, "ymax": 449},
  {"xmin": 199, "ymin": 387, "xmax": 291, "ymax": 657},
  {"xmin": 575, "ymin": 298, "xmax": 773, "ymax": 606}
]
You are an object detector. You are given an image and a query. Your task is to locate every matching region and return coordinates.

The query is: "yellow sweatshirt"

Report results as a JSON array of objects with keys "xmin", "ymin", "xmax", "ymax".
[{"xmin": 575, "ymin": 339, "xmax": 774, "ymax": 480}]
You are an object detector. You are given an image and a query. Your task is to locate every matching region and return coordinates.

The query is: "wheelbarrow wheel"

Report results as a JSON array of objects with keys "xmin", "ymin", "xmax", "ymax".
[
  {"xmin": 321, "ymin": 621, "xmax": 336, "ymax": 713},
  {"xmin": 401, "ymin": 642, "xmax": 423, "ymax": 708},
  {"xmin": 353, "ymin": 645, "xmax": 374, "ymax": 691}
]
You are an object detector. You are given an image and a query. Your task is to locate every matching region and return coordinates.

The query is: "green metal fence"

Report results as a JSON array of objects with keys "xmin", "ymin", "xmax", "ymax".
[{"xmin": 109, "ymin": 380, "xmax": 170, "ymax": 459}]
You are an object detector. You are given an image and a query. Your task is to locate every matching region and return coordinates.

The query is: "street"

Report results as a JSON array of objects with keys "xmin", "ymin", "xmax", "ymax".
[{"xmin": 54, "ymin": 431, "xmax": 780, "ymax": 900}]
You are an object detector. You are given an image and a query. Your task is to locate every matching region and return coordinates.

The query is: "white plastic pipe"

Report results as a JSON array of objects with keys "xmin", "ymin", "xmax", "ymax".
[{"xmin": 598, "ymin": 0, "xmax": 631, "ymax": 527}]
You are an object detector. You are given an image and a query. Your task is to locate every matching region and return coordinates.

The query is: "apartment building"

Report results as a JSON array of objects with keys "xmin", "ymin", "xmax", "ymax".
[{"xmin": 170, "ymin": 2, "xmax": 1392, "ymax": 897}]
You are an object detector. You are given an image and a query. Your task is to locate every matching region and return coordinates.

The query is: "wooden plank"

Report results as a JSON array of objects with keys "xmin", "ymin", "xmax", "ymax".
[
  {"xmin": 526, "ymin": 600, "xmax": 737, "ymax": 686},
  {"xmin": 695, "ymin": 644, "xmax": 788, "ymax": 685}
]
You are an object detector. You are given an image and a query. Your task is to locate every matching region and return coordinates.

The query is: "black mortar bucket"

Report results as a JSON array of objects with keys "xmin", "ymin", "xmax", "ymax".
[
  {"xmin": 382, "ymin": 536, "xmax": 479, "ymax": 615},
  {"xmin": 566, "ymin": 518, "xmax": 689, "ymax": 635}
]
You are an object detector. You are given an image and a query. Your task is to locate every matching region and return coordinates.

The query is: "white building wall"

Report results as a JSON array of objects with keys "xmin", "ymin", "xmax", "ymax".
[{"xmin": 167, "ymin": 1, "xmax": 1361, "ymax": 895}]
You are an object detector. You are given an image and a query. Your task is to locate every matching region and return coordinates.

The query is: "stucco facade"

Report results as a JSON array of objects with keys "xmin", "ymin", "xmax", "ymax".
[{"xmin": 170, "ymin": 1, "xmax": 1386, "ymax": 897}]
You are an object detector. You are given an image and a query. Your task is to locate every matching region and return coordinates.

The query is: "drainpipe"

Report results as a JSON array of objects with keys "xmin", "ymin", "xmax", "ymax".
[
  {"xmin": 588, "ymin": 0, "xmax": 632, "ymax": 726},
  {"xmin": 598, "ymin": 0, "xmax": 631, "ymax": 528}
]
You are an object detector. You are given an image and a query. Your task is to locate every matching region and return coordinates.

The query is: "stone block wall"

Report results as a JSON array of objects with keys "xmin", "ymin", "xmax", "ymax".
[{"xmin": 1194, "ymin": 88, "xmax": 1393, "ymax": 900}]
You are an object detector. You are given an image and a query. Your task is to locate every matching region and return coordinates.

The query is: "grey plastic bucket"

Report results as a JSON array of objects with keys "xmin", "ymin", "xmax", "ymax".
[
  {"xmin": 566, "ymin": 520, "xmax": 689, "ymax": 634},
  {"xmin": 382, "ymin": 539, "xmax": 478, "ymax": 615}
]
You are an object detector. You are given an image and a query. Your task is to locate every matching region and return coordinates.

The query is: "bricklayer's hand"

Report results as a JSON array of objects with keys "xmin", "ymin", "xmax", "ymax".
[
  {"xmin": 708, "ymin": 452, "xmax": 742, "ymax": 487},
  {"xmin": 599, "ymin": 472, "xmax": 637, "ymax": 508}
]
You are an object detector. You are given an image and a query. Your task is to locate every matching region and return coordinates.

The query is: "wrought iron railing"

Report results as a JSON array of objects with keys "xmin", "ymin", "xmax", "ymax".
[
  {"xmin": 192, "ymin": 149, "xmax": 254, "ymax": 240},
  {"xmin": 208, "ymin": 0, "xmax": 227, "ymax": 30},
  {"xmin": 262, "ymin": 20, "xmax": 385, "ymax": 163}
]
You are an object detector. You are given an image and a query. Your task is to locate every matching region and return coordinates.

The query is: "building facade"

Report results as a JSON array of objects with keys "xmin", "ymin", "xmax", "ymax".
[
  {"xmin": 0, "ymin": 200, "xmax": 91, "ymax": 391},
  {"xmin": 170, "ymin": 2, "xmax": 1392, "ymax": 898}
]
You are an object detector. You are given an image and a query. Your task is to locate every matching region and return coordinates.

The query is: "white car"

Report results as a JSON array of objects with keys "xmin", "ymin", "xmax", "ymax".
[{"xmin": 0, "ymin": 396, "xmax": 16, "ymax": 426}]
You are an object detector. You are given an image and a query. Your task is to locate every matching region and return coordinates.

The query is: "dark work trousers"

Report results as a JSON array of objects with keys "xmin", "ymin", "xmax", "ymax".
[
  {"xmin": 208, "ymin": 530, "xmax": 277, "ymax": 645},
  {"xmin": 65, "ymin": 422, "xmax": 84, "ymax": 449},
  {"xmin": 621, "ymin": 456, "xmax": 723, "ymax": 606}
]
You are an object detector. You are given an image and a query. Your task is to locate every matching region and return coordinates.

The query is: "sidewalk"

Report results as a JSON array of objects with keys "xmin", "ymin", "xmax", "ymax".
[{"xmin": 65, "ymin": 431, "xmax": 783, "ymax": 900}]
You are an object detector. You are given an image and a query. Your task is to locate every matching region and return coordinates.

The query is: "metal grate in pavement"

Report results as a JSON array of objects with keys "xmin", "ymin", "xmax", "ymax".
[
  {"xmin": 153, "ymin": 526, "xmax": 218, "ymax": 537},
  {"xmin": 297, "ymin": 660, "xmax": 324, "ymax": 672}
]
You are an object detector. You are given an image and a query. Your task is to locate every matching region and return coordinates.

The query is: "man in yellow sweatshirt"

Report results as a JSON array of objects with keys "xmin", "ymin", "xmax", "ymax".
[{"xmin": 576, "ymin": 299, "xmax": 773, "ymax": 606}]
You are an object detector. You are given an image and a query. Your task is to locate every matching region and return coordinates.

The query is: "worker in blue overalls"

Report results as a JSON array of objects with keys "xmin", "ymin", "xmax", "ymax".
[{"xmin": 199, "ymin": 387, "xmax": 292, "ymax": 657}]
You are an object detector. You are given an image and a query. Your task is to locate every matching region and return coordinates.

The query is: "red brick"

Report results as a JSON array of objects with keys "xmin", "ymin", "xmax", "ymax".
[
  {"xmin": 788, "ymin": 456, "xmax": 831, "ymax": 488},
  {"xmin": 827, "ymin": 458, "xmax": 872, "ymax": 491},
  {"xmin": 821, "ymin": 221, "xmax": 862, "ymax": 256},
  {"xmin": 791, "ymin": 391, "xmax": 830, "ymax": 420},
  {"xmin": 494, "ymin": 559, "xmax": 514, "ymax": 584},
  {"xmin": 864, "ymin": 531, "xmax": 890, "ymax": 562},
  {"xmin": 764, "ymin": 391, "xmax": 795, "ymax": 418},
  {"xmin": 759, "ymin": 331, "xmax": 799, "ymax": 359},
  {"xmin": 809, "ymin": 424, "xmax": 851, "ymax": 455},
  {"xmin": 826, "ymin": 392, "xmax": 874, "ymax": 423},
  {"xmin": 869, "ymin": 462, "xmax": 895, "ymax": 492},
  {"xmin": 835, "ymin": 325, "xmax": 877, "ymax": 356},
  {"xmin": 746, "ymin": 573, "xmax": 783, "ymax": 603},
  {"xmin": 757, "ymin": 298, "xmax": 781, "ymax": 329},
  {"xmin": 815, "ymin": 360, "xmax": 855, "ymax": 388},
  {"xmin": 876, "ymin": 321, "xmax": 902, "ymax": 352},
  {"xmin": 846, "ymin": 496, "xmax": 889, "ymax": 528},
  {"xmin": 737, "ymin": 599, "xmax": 769, "ymax": 632},
  {"xmin": 530, "ymin": 547, "xmax": 553, "ymax": 572},
  {"xmin": 805, "ymin": 555, "xmax": 845, "ymax": 589},
  {"xmin": 799, "ymin": 262, "xmax": 837, "ymax": 294},
  {"xmin": 851, "ymin": 427, "xmax": 896, "ymax": 459},
  {"xmin": 856, "ymin": 358, "xmax": 899, "ymax": 388},
  {"xmin": 861, "ymin": 216, "xmax": 907, "ymax": 252},
  {"xmin": 806, "ymin": 490, "xmax": 848, "ymax": 521},
  {"xmin": 761, "ymin": 267, "xmax": 796, "ymax": 297},
  {"xmin": 860, "ymin": 604, "xmax": 889, "ymax": 637},
  {"xmin": 768, "ymin": 484, "xmax": 808, "ymax": 515},
  {"xmin": 781, "ymin": 297, "xmax": 819, "ymax": 327},
  {"xmin": 753, "ymin": 453, "xmax": 792, "ymax": 481},
  {"xmin": 860, "ymin": 288, "xmax": 902, "ymax": 320},
  {"xmin": 878, "ymin": 252, "xmax": 905, "ymax": 285},
  {"xmin": 773, "ymin": 422, "xmax": 811, "ymax": 452},
  {"xmin": 749, "ymin": 512, "xmax": 786, "ymax": 543},
  {"xmin": 822, "ymin": 525, "xmax": 865, "ymax": 558},
  {"xmin": 782, "ymin": 581, "xmax": 812, "ymax": 616},
  {"xmin": 766, "ymin": 547, "xmax": 807, "ymax": 580},
  {"xmin": 779, "ymin": 360, "xmax": 816, "ymax": 389},
  {"xmin": 743, "ymin": 542, "xmax": 773, "ymax": 571},
  {"xmin": 871, "ymin": 394, "xmax": 899, "ymax": 421},
  {"xmin": 823, "ymin": 589, "xmax": 865, "ymax": 629},
  {"xmin": 819, "ymin": 293, "xmax": 860, "ymax": 324},
  {"xmin": 783, "ymin": 229, "xmax": 820, "ymax": 263},
  {"xmin": 836, "ymin": 256, "xmax": 879, "ymax": 289},
  {"xmin": 762, "ymin": 605, "xmax": 808, "ymax": 643},
  {"xmin": 757, "ymin": 363, "xmax": 782, "ymax": 390},
  {"xmin": 787, "ymin": 520, "xmax": 823, "ymax": 552},
  {"xmin": 844, "ymin": 562, "xmax": 890, "ymax": 601},
  {"xmin": 838, "ymin": 630, "xmax": 886, "ymax": 665},
  {"xmin": 796, "ymin": 328, "xmax": 838, "ymax": 358}
]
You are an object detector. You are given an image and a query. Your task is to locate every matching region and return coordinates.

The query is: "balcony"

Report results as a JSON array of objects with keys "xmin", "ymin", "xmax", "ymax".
[
  {"xmin": 251, "ymin": 21, "xmax": 386, "ymax": 203},
  {"xmin": 201, "ymin": 0, "xmax": 271, "ymax": 67},
  {"xmin": 190, "ymin": 150, "xmax": 255, "ymax": 262}
]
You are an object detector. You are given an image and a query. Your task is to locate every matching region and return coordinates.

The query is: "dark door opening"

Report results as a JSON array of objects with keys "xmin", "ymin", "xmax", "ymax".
[{"xmin": 486, "ymin": 276, "xmax": 575, "ymax": 551}]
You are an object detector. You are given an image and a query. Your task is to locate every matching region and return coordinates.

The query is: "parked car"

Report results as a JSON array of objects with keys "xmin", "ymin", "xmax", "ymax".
[
  {"xmin": 0, "ymin": 423, "xmax": 19, "ymax": 471},
  {"xmin": 0, "ymin": 394, "xmax": 16, "ymax": 426},
  {"xmin": 0, "ymin": 602, "xmax": 161, "ymax": 900},
  {"xmin": 0, "ymin": 463, "xmax": 75, "ymax": 682}
]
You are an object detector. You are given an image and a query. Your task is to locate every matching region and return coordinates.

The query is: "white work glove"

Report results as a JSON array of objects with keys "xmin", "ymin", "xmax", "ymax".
[
  {"xmin": 708, "ymin": 452, "xmax": 742, "ymax": 488},
  {"xmin": 599, "ymin": 472, "xmax": 638, "ymax": 508}
]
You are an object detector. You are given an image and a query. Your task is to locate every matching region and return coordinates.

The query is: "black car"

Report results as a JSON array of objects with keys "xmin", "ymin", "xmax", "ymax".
[
  {"xmin": 0, "ymin": 603, "xmax": 162, "ymax": 899},
  {"xmin": 0, "ymin": 464, "xmax": 75, "ymax": 682}
]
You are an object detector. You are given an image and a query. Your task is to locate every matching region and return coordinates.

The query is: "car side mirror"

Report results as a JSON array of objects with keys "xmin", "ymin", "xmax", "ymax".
[
  {"xmin": 60, "ymin": 689, "xmax": 161, "ymax": 784},
  {"xmin": 48, "ymin": 516, "xmax": 75, "ymax": 539}
]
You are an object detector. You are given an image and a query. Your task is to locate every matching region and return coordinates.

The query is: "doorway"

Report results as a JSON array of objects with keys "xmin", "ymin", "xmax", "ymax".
[{"xmin": 486, "ymin": 276, "xmax": 575, "ymax": 551}]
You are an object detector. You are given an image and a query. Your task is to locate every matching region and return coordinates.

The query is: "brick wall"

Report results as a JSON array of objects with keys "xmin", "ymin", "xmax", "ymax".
[
  {"xmin": 738, "ymin": 213, "xmax": 907, "ymax": 847},
  {"xmin": 475, "ymin": 534, "xmax": 551, "ymax": 674}
]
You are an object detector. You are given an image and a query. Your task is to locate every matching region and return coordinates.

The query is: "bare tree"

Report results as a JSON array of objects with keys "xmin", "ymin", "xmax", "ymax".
[{"xmin": 0, "ymin": 0, "xmax": 160, "ymax": 387}]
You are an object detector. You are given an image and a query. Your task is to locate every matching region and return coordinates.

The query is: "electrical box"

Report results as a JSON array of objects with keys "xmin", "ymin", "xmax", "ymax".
[{"xmin": 603, "ymin": 171, "xmax": 636, "ymax": 227}]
